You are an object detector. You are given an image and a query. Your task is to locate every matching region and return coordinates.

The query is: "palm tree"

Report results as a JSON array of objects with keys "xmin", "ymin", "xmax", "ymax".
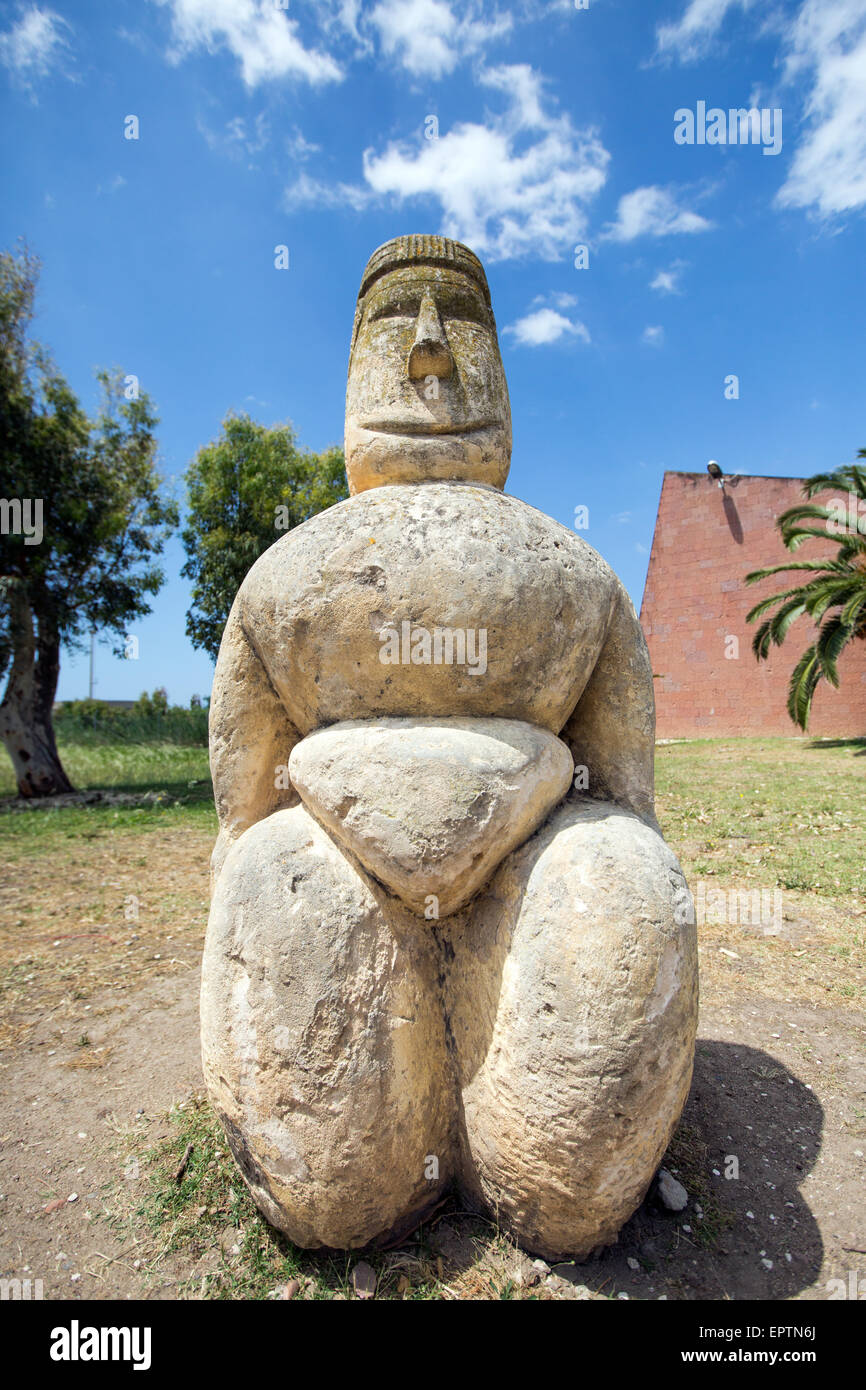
[{"xmin": 746, "ymin": 454, "xmax": 866, "ymax": 730}]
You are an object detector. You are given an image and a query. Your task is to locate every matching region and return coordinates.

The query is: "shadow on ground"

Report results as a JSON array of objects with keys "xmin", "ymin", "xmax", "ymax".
[
  {"xmin": 574, "ymin": 1040, "xmax": 824, "ymax": 1300},
  {"xmin": 807, "ymin": 738, "xmax": 866, "ymax": 756},
  {"xmin": 379, "ymin": 1040, "xmax": 824, "ymax": 1300}
]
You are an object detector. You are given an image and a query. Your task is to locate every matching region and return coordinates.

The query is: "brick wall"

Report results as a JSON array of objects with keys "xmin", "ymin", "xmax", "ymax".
[{"xmin": 639, "ymin": 471, "xmax": 866, "ymax": 738}]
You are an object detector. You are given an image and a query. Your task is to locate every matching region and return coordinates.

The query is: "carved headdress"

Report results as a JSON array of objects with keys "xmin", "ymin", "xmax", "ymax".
[{"xmin": 350, "ymin": 235, "xmax": 491, "ymax": 354}]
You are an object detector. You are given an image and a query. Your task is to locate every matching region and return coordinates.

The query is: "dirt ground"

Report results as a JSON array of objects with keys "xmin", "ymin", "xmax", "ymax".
[{"xmin": 1, "ymin": 778, "xmax": 864, "ymax": 1301}]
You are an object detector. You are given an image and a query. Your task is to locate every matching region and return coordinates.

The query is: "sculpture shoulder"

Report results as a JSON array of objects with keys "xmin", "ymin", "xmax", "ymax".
[
  {"xmin": 500, "ymin": 491, "xmax": 620, "ymax": 600},
  {"xmin": 235, "ymin": 483, "xmax": 620, "ymax": 735},
  {"xmin": 237, "ymin": 494, "xmax": 359, "ymax": 607},
  {"xmin": 239, "ymin": 484, "xmax": 618, "ymax": 608}
]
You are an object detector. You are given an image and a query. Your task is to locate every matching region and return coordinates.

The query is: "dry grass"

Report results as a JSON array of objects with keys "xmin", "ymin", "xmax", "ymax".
[
  {"xmin": 0, "ymin": 823, "xmax": 213, "ymax": 1049},
  {"xmin": 655, "ymin": 738, "xmax": 865, "ymax": 1012},
  {"xmin": 2, "ymin": 733, "xmax": 864, "ymax": 1299}
]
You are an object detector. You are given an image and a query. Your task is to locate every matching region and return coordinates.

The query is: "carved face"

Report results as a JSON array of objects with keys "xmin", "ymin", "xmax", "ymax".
[{"xmin": 345, "ymin": 263, "xmax": 512, "ymax": 495}]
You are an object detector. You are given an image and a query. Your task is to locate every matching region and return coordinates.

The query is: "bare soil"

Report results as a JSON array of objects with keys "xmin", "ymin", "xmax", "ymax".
[{"xmin": 1, "ymin": 754, "xmax": 864, "ymax": 1301}]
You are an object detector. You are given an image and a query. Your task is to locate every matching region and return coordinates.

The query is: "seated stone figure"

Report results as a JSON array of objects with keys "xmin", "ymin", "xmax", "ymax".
[{"xmin": 201, "ymin": 234, "xmax": 698, "ymax": 1261}]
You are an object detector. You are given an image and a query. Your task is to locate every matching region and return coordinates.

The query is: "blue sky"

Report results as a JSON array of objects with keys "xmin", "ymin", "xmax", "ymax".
[{"xmin": 2, "ymin": 0, "xmax": 864, "ymax": 704}]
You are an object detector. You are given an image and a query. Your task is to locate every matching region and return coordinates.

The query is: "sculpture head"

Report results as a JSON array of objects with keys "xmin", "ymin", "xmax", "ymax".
[{"xmin": 345, "ymin": 234, "xmax": 512, "ymax": 495}]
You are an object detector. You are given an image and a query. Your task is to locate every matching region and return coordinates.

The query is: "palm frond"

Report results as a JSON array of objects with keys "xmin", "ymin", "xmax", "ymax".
[
  {"xmin": 803, "ymin": 576, "xmax": 864, "ymax": 622},
  {"xmin": 802, "ymin": 465, "xmax": 866, "ymax": 500},
  {"xmin": 786, "ymin": 645, "xmax": 822, "ymax": 731},
  {"xmin": 746, "ymin": 457, "xmax": 866, "ymax": 723},
  {"xmin": 840, "ymin": 588, "xmax": 866, "ymax": 633},
  {"xmin": 745, "ymin": 558, "xmax": 850, "ymax": 584},
  {"xmin": 777, "ymin": 503, "xmax": 834, "ymax": 528},
  {"xmin": 781, "ymin": 525, "xmax": 851, "ymax": 552},
  {"xmin": 815, "ymin": 615, "xmax": 854, "ymax": 687},
  {"xmin": 746, "ymin": 587, "xmax": 815, "ymax": 623}
]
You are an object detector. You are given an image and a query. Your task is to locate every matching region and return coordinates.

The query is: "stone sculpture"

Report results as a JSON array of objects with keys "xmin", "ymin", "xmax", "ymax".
[{"xmin": 201, "ymin": 234, "xmax": 698, "ymax": 1260}]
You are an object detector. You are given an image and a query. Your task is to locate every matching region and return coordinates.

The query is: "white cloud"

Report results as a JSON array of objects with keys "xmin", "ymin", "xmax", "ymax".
[
  {"xmin": 96, "ymin": 173, "xmax": 127, "ymax": 197},
  {"xmin": 198, "ymin": 110, "xmax": 270, "ymax": 156},
  {"xmin": 654, "ymin": 0, "xmax": 866, "ymax": 219},
  {"xmin": 369, "ymin": 0, "xmax": 511, "ymax": 78},
  {"xmin": 604, "ymin": 185, "xmax": 713, "ymax": 240},
  {"xmin": 359, "ymin": 64, "xmax": 609, "ymax": 259},
  {"xmin": 650, "ymin": 262, "xmax": 686, "ymax": 293},
  {"xmin": 776, "ymin": 0, "xmax": 866, "ymax": 217},
  {"xmin": 0, "ymin": 5, "xmax": 71, "ymax": 80},
  {"xmin": 506, "ymin": 307, "xmax": 590, "ymax": 346},
  {"xmin": 529, "ymin": 289, "xmax": 578, "ymax": 308},
  {"xmin": 286, "ymin": 127, "xmax": 321, "ymax": 162},
  {"xmin": 285, "ymin": 169, "xmax": 370, "ymax": 212},
  {"xmin": 154, "ymin": 0, "xmax": 343, "ymax": 87},
  {"xmin": 613, "ymin": 510, "xmax": 633, "ymax": 524},
  {"xmin": 313, "ymin": 0, "xmax": 372, "ymax": 53},
  {"xmin": 333, "ymin": 0, "xmax": 365, "ymax": 42},
  {"xmin": 650, "ymin": 269, "xmax": 678, "ymax": 293},
  {"xmin": 643, "ymin": 324, "xmax": 665, "ymax": 346},
  {"xmin": 654, "ymin": 0, "xmax": 753, "ymax": 63}
]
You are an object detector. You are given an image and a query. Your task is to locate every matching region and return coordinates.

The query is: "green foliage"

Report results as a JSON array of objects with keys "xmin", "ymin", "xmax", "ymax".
[
  {"xmin": 654, "ymin": 737, "xmax": 865, "ymax": 899},
  {"xmin": 0, "ymin": 247, "xmax": 177, "ymax": 670},
  {"xmin": 54, "ymin": 693, "xmax": 208, "ymax": 746},
  {"xmin": 136, "ymin": 687, "xmax": 168, "ymax": 716},
  {"xmin": 746, "ymin": 457, "xmax": 866, "ymax": 730},
  {"xmin": 0, "ymin": 243, "xmax": 178, "ymax": 789},
  {"xmin": 181, "ymin": 413, "xmax": 348, "ymax": 660}
]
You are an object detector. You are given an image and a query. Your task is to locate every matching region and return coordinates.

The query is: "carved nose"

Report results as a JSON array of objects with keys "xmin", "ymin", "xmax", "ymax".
[{"xmin": 407, "ymin": 291, "xmax": 453, "ymax": 380}]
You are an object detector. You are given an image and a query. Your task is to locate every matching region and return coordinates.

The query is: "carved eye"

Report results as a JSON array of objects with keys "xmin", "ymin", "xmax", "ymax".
[
  {"xmin": 444, "ymin": 299, "xmax": 489, "ymax": 327},
  {"xmin": 447, "ymin": 310, "xmax": 488, "ymax": 327},
  {"xmin": 368, "ymin": 300, "xmax": 416, "ymax": 323}
]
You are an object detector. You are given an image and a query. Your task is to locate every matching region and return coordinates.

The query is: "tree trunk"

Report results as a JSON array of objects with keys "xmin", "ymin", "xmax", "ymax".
[{"xmin": 0, "ymin": 590, "xmax": 74, "ymax": 797}]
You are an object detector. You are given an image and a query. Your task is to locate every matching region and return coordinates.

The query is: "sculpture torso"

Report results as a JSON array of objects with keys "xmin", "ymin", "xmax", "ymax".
[
  {"xmin": 240, "ymin": 481, "xmax": 617, "ymax": 737},
  {"xmin": 202, "ymin": 235, "xmax": 697, "ymax": 1264}
]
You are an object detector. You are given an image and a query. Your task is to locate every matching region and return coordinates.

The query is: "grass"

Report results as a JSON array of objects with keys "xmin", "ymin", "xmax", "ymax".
[
  {"xmin": 53, "ymin": 699, "xmax": 208, "ymax": 747},
  {"xmin": 661, "ymin": 1117, "xmax": 734, "ymax": 1252},
  {"xmin": 655, "ymin": 737, "xmax": 866, "ymax": 898},
  {"xmin": 0, "ymin": 742, "xmax": 215, "ymax": 850},
  {"xmin": 0, "ymin": 739, "xmax": 215, "ymax": 1048},
  {"xmin": 2, "ymin": 730, "xmax": 864, "ymax": 1296},
  {"xmin": 122, "ymin": 1094, "xmax": 537, "ymax": 1301}
]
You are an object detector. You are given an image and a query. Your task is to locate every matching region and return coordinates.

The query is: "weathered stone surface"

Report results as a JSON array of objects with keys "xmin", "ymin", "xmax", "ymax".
[
  {"xmin": 234, "ymin": 481, "xmax": 616, "ymax": 739},
  {"xmin": 657, "ymin": 1168, "xmax": 689, "ymax": 1212},
  {"xmin": 200, "ymin": 805, "xmax": 454, "ymax": 1250},
  {"xmin": 288, "ymin": 717, "xmax": 573, "ymax": 916},
  {"xmin": 345, "ymin": 235, "xmax": 511, "ymax": 496},
  {"xmin": 202, "ymin": 233, "xmax": 699, "ymax": 1263},
  {"xmin": 443, "ymin": 798, "xmax": 698, "ymax": 1262}
]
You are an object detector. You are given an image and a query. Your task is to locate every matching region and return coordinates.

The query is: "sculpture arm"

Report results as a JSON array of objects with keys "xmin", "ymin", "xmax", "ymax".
[
  {"xmin": 208, "ymin": 598, "xmax": 302, "ymax": 885},
  {"xmin": 559, "ymin": 581, "xmax": 659, "ymax": 831}
]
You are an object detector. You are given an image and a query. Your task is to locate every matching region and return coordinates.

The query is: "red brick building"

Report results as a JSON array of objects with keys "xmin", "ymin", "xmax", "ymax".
[{"xmin": 640, "ymin": 471, "xmax": 866, "ymax": 738}]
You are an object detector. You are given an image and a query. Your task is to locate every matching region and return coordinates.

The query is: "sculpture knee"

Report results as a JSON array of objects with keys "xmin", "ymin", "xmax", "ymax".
[
  {"xmin": 447, "ymin": 799, "xmax": 698, "ymax": 1260},
  {"xmin": 201, "ymin": 805, "xmax": 455, "ymax": 1248}
]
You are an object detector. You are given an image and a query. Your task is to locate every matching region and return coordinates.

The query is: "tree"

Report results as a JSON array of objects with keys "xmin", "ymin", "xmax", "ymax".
[
  {"xmin": 181, "ymin": 412, "xmax": 348, "ymax": 660},
  {"xmin": 0, "ymin": 245, "xmax": 177, "ymax": 796},
  {"xmin": 746, "ymin": 457, "xmax": 866, "ymax": 730}
]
